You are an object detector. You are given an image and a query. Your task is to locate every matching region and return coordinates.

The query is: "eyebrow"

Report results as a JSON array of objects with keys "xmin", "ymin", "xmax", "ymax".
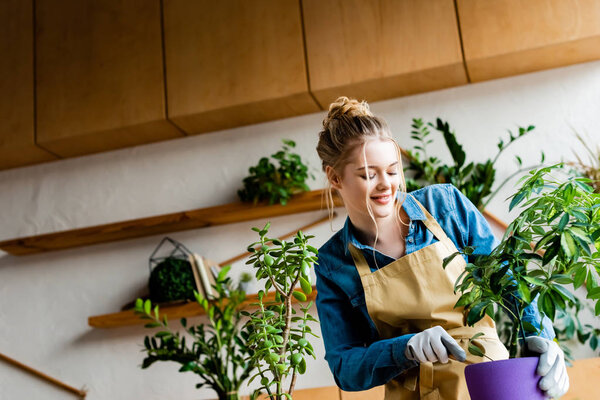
[{"xmin": 355, "ymin": 161, "xmax": 398, "ymax": 171}]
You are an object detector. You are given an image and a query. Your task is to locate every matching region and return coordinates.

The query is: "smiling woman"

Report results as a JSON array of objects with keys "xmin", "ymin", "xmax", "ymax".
[
  {"xmin": 312, "ymin": 96, "xmax": 564, "ymax": 400},
  {"xmin": 333, "ymin": 140, "xmax": 407, "ymax": 260},
  {"xmin": 317, "ymin": 98, "xmax": 409, "ymax": 260}
]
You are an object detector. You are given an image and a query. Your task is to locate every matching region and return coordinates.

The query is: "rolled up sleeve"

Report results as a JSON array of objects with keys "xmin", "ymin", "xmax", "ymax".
[{"xmin": 315, "ymin": 258, "xmax": 417, "ymax": 391}]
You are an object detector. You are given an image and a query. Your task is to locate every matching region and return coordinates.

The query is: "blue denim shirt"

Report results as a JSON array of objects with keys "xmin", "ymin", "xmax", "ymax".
[{"xmin": 315, "ymin": 184, "xmax": 555, "ymax": 391}]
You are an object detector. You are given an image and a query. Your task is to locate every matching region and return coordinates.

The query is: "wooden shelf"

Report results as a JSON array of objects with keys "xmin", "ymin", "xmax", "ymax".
[
  {"xmin": 89, "ymin": 287, "xmax": 318, "ymax": 329},
  {"xmin": 0, "ymin": 189, "xmax": 342, "ymax": 256}
]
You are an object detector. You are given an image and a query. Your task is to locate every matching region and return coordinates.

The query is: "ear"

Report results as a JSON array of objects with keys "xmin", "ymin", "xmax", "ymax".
[{"xmin": 325, "ymin": 166, "xmax": 343, "ymax": 190}]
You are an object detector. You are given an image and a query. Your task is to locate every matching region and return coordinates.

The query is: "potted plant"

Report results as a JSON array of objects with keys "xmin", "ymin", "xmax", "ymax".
[
  {"xmin": 135, "ymin": 265, "xmax": 255, "ymax": 400},
  {"xmin": 238, "ymin": 139, "xmax": 314, "ymax": 206},
  {"xmin": 242, "ymin": 223, "xmax": 319, "ymax": 400},
  {"xmin": 443, "ymin": 163, "xmax": 600, "ymax": 399},
  {"xmin": 147, "ymin": 237, "xmax": 198, "ymax": 303},
  {"xmin": 405, "ymin": 118, "xmax": 544, "ymax": 209}
]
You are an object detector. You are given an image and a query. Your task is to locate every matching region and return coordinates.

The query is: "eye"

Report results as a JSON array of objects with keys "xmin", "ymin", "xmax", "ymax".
[{"xmin": 360, "ymin": 174, "xmax": 376, "ymax": 180}]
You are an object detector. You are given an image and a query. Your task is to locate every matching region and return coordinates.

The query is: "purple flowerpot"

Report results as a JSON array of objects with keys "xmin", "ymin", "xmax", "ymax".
[{"xmin": 465, "ymin": 357, "xmax": 546, "ymax": 400}]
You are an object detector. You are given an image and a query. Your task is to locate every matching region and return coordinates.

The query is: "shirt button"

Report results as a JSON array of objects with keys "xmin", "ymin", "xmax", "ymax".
[{"xmin": 408, "ymin": 238, "xmax": 414, "ymax": 243}]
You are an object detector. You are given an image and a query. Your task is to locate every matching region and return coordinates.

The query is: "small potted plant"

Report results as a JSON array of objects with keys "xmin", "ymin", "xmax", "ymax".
[
  {"xmin": 242, "ymin": 223, "xmax": 319, "ymax": 400},
  {"xmin": 443, "ymin": 163, "xmax": 600, "ymax": 399},
  {"xmin": 135, "ymin": 265, "xmax": 255, "ymax": 400},
  {"xmin": 238, "ymin": 139, "xmax": 314, "ymax": 206},
  {"xmin": 147, "ymin": 237, "xmax": 198, "ymax": 303}
]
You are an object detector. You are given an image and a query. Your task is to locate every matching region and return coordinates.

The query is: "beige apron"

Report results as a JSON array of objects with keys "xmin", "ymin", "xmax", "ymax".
[{"xmin": 348, "ymin": 198, "xmax": 509, "ymax": 400}]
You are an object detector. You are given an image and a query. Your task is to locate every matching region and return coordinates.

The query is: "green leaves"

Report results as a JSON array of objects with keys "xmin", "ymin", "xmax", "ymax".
[
  {"xmin": 243, "ymin": 223, "xmax": 319, "ymax": 398},
  {"xmin": 299, "ymin": 277, "xmax": 312, "ymax": 295},
  {"xmin": 405, "ymin": 118, "xmax": 538, "ymax": 210},
  {"xmin": 433, "ymin": 118, "xmax": 466, "ymax": 168},
  {"xmin": 467, "ymin": 333, "xmax": 486, "ymax": 358},
  {"xmin": 136, "ymin": 268, "xmax": 254, "ymax": 399},
  {"xmin": 238, "ymin": 139, "xmax": 314, "ymax": 205},
  {"xmin": 450, "ymin": 164, "xmax": 600, "ymax": 359}
]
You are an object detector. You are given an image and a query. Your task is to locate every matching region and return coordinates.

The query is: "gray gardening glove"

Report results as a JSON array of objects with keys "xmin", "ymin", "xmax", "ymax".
[
  {"xmin": 405, "ymin": 326, "xmax": 466, "ymax": 364},
  {"xmin": 526, "ymin": 336, "xmax": 569, "ymax": 399}
]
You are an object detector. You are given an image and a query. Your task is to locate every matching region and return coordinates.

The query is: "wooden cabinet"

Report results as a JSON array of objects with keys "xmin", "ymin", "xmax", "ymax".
[
  {"xmin": 34, "ymin": 0, "xmax": 183, "ymax": 158},
  {"xmin": 163, "ymin": 0, "xmax": 320, "ymax": 135},
  {"xmin": 457, "ymin": 0, "xmax": 600, "ymax": 82},
  {"xmin": 302, "ymin": 0, "xmax": 467, "ymax": 108},
  {"xmin": 5, "ymin": 1, "xmax": 600, "ymax": 168},
  {"xmin": 0, "ymin": 0, "xmax": 56, "ymax": 170}
]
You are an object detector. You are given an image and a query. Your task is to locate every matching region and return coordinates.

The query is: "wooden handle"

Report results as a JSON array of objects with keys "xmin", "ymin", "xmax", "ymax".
[{"xmin": 0, "ymin": 352, "xmax": 87, "ymax": 398}]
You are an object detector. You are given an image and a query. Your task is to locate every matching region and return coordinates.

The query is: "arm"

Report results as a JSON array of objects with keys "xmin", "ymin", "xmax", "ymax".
[
  {"xmin": 449, "ymin": 185, "xmax": 555, "ymax": 340},
  {"xmin": 315, "ymin": 260, "xmax": 417, "ymax": 391}
]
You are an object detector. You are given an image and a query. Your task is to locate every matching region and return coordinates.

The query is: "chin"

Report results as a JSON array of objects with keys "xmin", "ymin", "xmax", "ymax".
[{"xmin": 369, "ymin": 203, "xmax": 395, "ymax": 219}]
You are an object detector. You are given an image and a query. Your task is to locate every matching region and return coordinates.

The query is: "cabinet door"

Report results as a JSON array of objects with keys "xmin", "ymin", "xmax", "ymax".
[
  {"xmin": 35, "ymin": 0, "xmax": 183, "ymax": 158},
  {"xmin": 303, "ymin": 0, "xmax": 467, "ymax": 107},
  {"xmin": 163, "ymin": 0, "xmax": 320, "ymax": 135},
  {"xmin": 457, "ymin": 0, "xmax": 600, "ymax": 82},
  {"xmin": 0, "ymin": 0, "xmax": 56, "ymax": 170}
]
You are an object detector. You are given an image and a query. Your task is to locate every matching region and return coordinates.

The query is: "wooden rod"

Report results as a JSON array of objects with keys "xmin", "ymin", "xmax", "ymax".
[
  {"xmin": 0, "ymin": 352, "xmax": 87, "ymax": 398},
  {"xmin": 482, "ymin": 209, "xmax": 508, "ymax": 231},
  {"xmin": 218, "ymin": 212, "xmax": 336, "ymax": 267}
]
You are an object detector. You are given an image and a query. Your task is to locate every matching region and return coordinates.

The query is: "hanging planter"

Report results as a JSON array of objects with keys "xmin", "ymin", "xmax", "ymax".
[{"xmin": 148, "ymin": 237, "xmax": 197, "ymax": 303}]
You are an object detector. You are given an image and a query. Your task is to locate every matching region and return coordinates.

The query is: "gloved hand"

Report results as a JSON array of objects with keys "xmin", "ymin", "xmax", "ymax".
[
  {"xmin": 405, "ymin": 326, "xmax": 466, "ymax": 364},
  {"xmin": 525, "ymin": 336, "xmax": 569, "ymax": 398}
]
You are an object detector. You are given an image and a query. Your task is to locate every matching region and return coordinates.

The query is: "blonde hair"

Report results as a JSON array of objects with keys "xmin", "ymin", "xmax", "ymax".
[{"xmin": 316, "ymin": 96, "xmax": 408, "ymax": 256}]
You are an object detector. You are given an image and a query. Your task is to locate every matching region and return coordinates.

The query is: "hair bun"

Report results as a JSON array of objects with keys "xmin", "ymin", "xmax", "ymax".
[{"xmin": 323, "ymin": 96, "xmax": 373, "ymax": 128}]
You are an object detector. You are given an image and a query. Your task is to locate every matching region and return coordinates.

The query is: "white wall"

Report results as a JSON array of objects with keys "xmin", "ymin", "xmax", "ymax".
[{"xmin": 1, "ymin": 60, "xmax": 599, "ymax": 399}]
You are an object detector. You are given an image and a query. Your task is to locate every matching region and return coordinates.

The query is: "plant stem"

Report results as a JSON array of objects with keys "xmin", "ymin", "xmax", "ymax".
[{"xmin": 288, "ymin": 366, "xmax": 298, "ymax": 395}]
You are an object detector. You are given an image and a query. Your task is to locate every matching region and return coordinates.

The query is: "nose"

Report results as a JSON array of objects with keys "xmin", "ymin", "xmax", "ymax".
[{"xmin": 376, "ymin": 173, "xmax": 391, "ymax": 190}]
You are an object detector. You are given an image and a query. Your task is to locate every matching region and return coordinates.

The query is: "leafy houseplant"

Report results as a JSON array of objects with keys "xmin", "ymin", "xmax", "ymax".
[
  {"xmin": 443, "ymin": 164, "xmax": 600, "ymax": 397},
  {"xmin": 554, "ymin": 297, "xmax": 600, "ymax": 360},
  {"xmin": 238, "ymin": 139, "xmax": 314, "ymax": 206},
  {"xmin": 135, "ymin": 266, "xmax": 255, "ymax": 400},
  {"xmin": 405, "ymin": 118, "xmax": 543, "ymax": 210},
  {"xmin": 242, "ymin": 223, "xmax": 319, "ymax": 400}
]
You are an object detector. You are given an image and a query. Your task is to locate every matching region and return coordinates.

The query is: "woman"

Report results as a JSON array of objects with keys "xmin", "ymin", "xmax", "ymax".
[{"xmin": 314, "ymin": 97, "xmax": 568, "ymax": 399}]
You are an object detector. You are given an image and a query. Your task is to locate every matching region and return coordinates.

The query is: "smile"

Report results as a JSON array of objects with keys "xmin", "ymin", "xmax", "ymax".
[{"xmin": 371, "ymin": 193, "xmax": 392, "ymax": 205}]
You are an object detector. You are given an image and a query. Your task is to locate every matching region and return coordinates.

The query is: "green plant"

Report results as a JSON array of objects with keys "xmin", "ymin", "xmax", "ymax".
[
  {"xmin": 444, "ymin": 163, "xmax": 600, "ymax": 358},
  {"xmin": 405, "ymin": 118, "xmax": 544, "ymax": 209},
  {"xmin": 242, "ymin": 223, "xmax": 319, "ymax": 400},
  {"xmin": 238, "ymin": 139, "xmax": 314, "ymax": 206},
  {"xmin": 148, "ymin": 257, "xmax": 197, "ymax": 303},
  {"xmin": 135, "ymin": 266, "xmax": 255, "ymax": 400},
  {"xmin": 238, "ymin": 271, "xmax": 253, "ymax": 293},
  {"xmin": 553, "ymin": 298, "xmax": 600, "ymax": 361}
]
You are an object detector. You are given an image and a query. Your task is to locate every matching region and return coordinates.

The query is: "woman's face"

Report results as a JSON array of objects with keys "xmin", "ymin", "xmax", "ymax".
[{"xmin": 330, "ymin": 139, "xmax": 402, "ymax": 221}]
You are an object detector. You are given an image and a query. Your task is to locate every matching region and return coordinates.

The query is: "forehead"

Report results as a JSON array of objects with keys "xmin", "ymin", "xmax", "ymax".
[{"xmin": 347, "ymin": 139, "xmax": 398, "ymax": 167}]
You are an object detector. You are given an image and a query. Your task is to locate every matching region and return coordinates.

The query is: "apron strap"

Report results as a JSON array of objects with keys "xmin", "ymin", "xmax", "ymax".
[
  {"xmin": 419, "ymin": 362, "xmax": 440, "ymax": 400},
  {"xmin": 410, "ymin": 197, "xmax": 453, "ymax": 246},
  {"xmin": 347, "ymin": 243, "xmax": 372, "ymax": 278}
]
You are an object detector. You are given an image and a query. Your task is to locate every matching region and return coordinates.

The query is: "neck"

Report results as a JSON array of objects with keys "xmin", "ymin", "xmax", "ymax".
[{"xmin": 350, "ymin": 209, "xmax": 409, "ymax": 247}]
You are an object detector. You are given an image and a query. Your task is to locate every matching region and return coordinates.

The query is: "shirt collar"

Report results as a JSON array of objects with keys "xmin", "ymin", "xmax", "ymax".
[{"xmin": 341, "ymin": 192, "xmax": 426, "ymax": 252}]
